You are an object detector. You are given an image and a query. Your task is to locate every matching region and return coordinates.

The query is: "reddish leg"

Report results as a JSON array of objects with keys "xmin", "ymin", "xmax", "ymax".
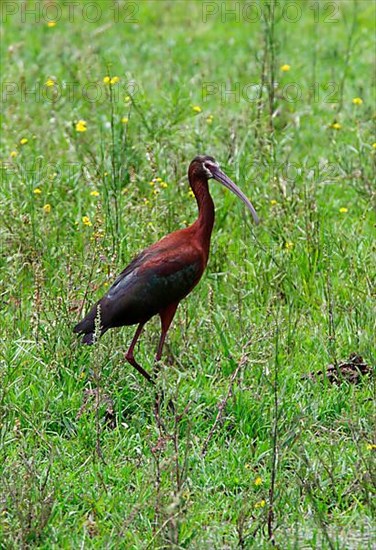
[
  {"xmin": 156, "ymin": 302, "xmax": 179, "ymax": 363},
  {"xmin": 154, "ymin": 303, "xmax": 179, "ymax": 416},
  {"xmin": 125, "ymin": 322, "xmax": 153, "ymax": 384}
]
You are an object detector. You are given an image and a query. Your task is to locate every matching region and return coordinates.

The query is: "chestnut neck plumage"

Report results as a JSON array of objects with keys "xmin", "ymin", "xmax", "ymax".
[{"xmin": 190, "ymin": 175, "xmax": 215, "ymax": 258}]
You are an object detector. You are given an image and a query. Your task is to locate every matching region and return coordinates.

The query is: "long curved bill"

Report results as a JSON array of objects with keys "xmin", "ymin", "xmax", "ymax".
[{"xmin": 212, "ymin": 166, "xmax": 260, "ymax": 225}]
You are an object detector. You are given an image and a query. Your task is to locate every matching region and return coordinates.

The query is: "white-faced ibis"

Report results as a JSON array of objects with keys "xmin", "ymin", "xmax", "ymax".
[{"xmin": 74, "ymin": 155, "xmax": 259, "ymax": 382}]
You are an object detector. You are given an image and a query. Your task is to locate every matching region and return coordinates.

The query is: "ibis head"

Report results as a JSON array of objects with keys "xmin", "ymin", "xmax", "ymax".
[{"xmin": 188, "ymin": 155, "xmax": 259, "ymax": 225}]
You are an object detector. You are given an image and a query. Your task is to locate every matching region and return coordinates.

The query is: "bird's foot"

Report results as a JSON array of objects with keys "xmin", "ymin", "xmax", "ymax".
[{"xmin": 125, "ymin": 353, "xmax": 154, "ymax": 384}]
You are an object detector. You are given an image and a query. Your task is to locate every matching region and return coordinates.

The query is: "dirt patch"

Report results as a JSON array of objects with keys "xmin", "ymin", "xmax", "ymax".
[{"xmin": 306, "ymin": 353, "xmax": 373, "ymax": 385}]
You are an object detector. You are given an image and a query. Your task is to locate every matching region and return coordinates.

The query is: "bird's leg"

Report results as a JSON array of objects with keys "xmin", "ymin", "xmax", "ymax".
[
  {"xmin": 155, "ymin": 302, "xmax": 179, "ymax": 368},
  {"xmin": 125, "ymin": 322, "xmax": 154, "ymax": 384},
  {"xmin": 154, "ymin": 303, "xmax": 179, "ymax": 414}
]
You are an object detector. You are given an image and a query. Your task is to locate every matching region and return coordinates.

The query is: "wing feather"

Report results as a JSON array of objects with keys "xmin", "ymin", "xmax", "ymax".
[{"xmin": 74, "ymin": 230, "xmax": 205, "ymax": 337}]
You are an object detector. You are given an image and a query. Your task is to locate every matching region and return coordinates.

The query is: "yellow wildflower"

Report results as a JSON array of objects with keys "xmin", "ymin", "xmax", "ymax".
[
  {"xmin": 331, "ymin": 122, "xmax": 341, "ymax": 130},
  {"xmin": 33, "ymin": 188, "xmax": 42, "ymax": 195},
  {"xmin": 285, "ymin": 241, "xmax": 294, "ymax": 250},
  {"xmin": 75, "ymin": 120, "xmax": 87, "ymax": 132},
  {"xmin": 245, "ymin": 464, "xmax": 251, "ymax": 470},
  {"xmin": 155, "ymin": 177, "xmax": 163, "ymax": 182},
  {"xmin": 352, "ymin": 97, "xmax": 363, "ymax": 105},
  {"xmin": 160, "ymin": 181, "xmax": 168, "ymax": 189},
  {"xmin": 148, "ymin": 181, "xmax": 155, "ymax": 186},
  {"xmin": 366, "ymin": 443, "xmax": 376, "ymax": 450},
  {"xmin": 124, "ymin": 95, "xmax": 131, "ymax": 103},
  {"xmin": 372, "ymin": 143, "xmax": 376, "ymax": 149},
  {"xmin": 254, "ymin": 477, "xmax": 263, "ymax": 486},
  {"xmin": 339, "ymin": 207, "xmax": 348, "ymax": 213},
  {"xmin": 153, "ymin": 188, "xmax": 160, "ymax": 196},
  {"xmin": 206, "ymin": 115, "xmax": 214, "ymax": 124},
  {"xmin": 121, "ymin": 117, "xmax": 129, "ymax": 124},
  {"xmin": 143, "ymin": 198, "xmax": 150, "ymax": 205},
  {"xmin": 45, "ymin": 78, "xmax": 55, "ymax": 87},
  {"xmin": 270, "ymin": 199, "xmax": 278, "ymax": 206},
  {"xmin": 10, "ymin": 151, "xmax": 18, "ymax": 158},
  {"xmin": 188, "ymin": 189, "xmax": 195, "ymax": 198},
  {"xmin": 90, "ymin": 190, "xmax": 100, "ymax": 197},
  {"xmin": 280, "ymin": 64, "xmax": 291, "ymax": 72},
  {"xmin": 43, "ymin": 204, "xmax": 51, "ymax": 213},
  {"xmin": 192, "ymin": 105, "xmax": 202, "ymax": 113},
  {"xmin": 82, "ymin": 216, "xmax": 92, "ymax": 226},
  {"xmin": 20, "ymin": 138, "xmax": 28, "ymax": 145},
  {"xmin": 255, "ymin": 500, "xmax": 266, "ymax": 508},
  {"xmin": 103, "ymin": 76, "xmax": 120, "ymax": 85},
  {"xmin": 47, "ymin": 21, "xmax": 56, "ymax": 27}
]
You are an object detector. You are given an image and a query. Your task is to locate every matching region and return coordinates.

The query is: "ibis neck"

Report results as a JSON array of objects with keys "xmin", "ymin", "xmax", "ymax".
[{"xmin": 192, "ymin": 177, "xmax": 215, "ymax": 252}]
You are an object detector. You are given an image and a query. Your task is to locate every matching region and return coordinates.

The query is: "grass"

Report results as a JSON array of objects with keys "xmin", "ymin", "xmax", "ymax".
[{"xmin": 1, "ymin": 0, "xmax": 375, "ymax": 547}]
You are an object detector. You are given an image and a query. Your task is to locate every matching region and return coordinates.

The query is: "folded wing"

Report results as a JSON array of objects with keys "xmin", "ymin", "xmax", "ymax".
[{"xmin": 73, "ymin": 235, "xmax": 204, "ymax": 343}]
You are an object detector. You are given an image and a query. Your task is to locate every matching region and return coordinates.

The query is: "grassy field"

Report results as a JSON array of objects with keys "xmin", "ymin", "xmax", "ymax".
[{"xmin": 1, "ymin": 0, "xmax": 375, "ymax": 547}]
